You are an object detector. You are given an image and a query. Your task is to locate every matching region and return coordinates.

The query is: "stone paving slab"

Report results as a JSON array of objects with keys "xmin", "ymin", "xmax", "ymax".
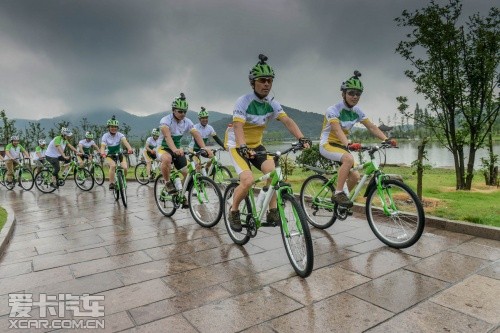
[{"xmin": 0, "ymin": 182, "xmax": 499, "ymax": 332}]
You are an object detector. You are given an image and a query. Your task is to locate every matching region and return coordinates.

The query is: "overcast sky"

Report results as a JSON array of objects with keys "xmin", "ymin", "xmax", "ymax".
[{"xmin": 0, "ymin": 0, "xmax": 494, "ymax": 124}]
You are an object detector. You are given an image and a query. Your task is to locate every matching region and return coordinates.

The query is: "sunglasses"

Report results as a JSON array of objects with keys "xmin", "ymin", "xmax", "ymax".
[
  {"xmin": 346, "ymin": 90, "xmax": 362, "ymax": 97},
  {"xmin": 175, "ymin": 109, "xmax": 187, "ymax": 114},
  {"xmin": 255, "ymin": 77, "xmax": 273, "ymax": 84}
]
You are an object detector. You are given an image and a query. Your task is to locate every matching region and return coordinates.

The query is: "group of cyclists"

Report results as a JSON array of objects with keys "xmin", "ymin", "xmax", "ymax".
[{"xmin": 2, "ymin": 54, "xmax": 395, "ymax": 222}]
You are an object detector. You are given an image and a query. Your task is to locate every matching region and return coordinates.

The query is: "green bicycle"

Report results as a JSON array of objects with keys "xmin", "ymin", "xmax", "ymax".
[
  {"xmin": 107, "ymin": 152, "xmax": 129, "ymax": 207},
  {"xmin": 154, "ymin": 150, "xmax": 223, "ymax": 228},
  {"xmin": 299, "ymin": 143, "xmax": 425, "ymax": 248},
  {"xmin": 83, "ymin": 152, "xmax": 105, "ymax": 186},
  {"xmin": 223, "ymin": 143, "xmax": 313, "ymax": 278},
  {"xmin": 35, "ymin": 156, "xmax": 94, "ymax": 193},
  {"xmin": 2, "ymin": 158, "xmax": 34, "ymax": 191},
  {"xmin": 135, "ymin": 156, "xmax": 160, "ymax": 185},
  {"xmin": 203, "ymin": 148, "xmax": 233, "ymax": 192}
]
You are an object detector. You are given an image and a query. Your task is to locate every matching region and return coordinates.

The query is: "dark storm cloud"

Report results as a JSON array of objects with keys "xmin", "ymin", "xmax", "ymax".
[{"xmin": 0, "ymin": 0, "xmax": 494, "ymax": 120}]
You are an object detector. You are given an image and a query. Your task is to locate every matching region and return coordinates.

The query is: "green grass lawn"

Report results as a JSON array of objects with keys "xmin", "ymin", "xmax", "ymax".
[{"xmin": 0, "ymin": 207, "xmax": 7, "ymax": 232}]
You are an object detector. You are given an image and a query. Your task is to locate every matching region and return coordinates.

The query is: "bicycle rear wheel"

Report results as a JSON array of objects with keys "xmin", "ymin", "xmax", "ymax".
[
  {"xmin": 135, "ymin": 162, "xmax": 149, "ymax": 185},
  {"xmin": 2, "ymin": 171, "xmax": 15, "ymax": 190},
  {"xmin": 280, "ymin": 192, "xmax": 314, "ymax": 278},
  {"xmin": 91, "ymin": 164, "xmax": 105, "ymax": 185},
  {"xmin": 223, "ymin": 183, "xmax": 251, "ymax": 245},
  {"xmin": 35, "ymin": 169, "xmax": 56, "ymax": 193},
  {"xmin": 300, "ymin": 174, "xmax": 336, "ymax": 229},
  {"xmin": 117, "ymin": 170, "xmax": 127, "ymax": 207},
  {"xmin": 74, "ymin": 168, "xmax": 94, "ymax": 191},
  {"xmin": 366, "ymin": 179, "xmax": 425, "ymax": 248},
  {"xmin": 188, "ymin": 176, "xmax": 223, "ymax": 228},
  {"xmin": 19, "ymin": 168, "xmax": 34, "ymax": 191},
  {"xmin": 154, "ymin": 175, "xmax": 176, "ymax": 217}
]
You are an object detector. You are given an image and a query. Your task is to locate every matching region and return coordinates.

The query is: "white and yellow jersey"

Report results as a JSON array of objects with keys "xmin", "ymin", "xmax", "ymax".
[
  {"xmin": 319, "ymin": 101, "xmax": 370, "ymax": 146},
  {"xmin": 226, "ymin": 93, "xmax": 287, "ymax": 148}
]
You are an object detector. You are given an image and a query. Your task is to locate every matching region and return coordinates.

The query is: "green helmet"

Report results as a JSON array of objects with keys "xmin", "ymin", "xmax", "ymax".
[
  {"xmin": 341, "ymin": 70, "xmax": 363, "ymax": 92},
  {"xmin": 198, "ymin": 107, "xmax": 209, "ymax": 118},
  {"xmin": 171, "ymin": 93, "xmax": 188, "ymax": 111},
  {"xmin": 151, "ymin": 128, "xmax": 160, "ymax": 136},
  {"xmin": 107, "ymin": 115, "xmax": 119, "ymax": 127},
  {"xmin": 248, "ymin": 54, "xmax": 275, "ymax": 81},
  {"xmin": 85, "ymin": 131, "xmax": 94, "ymax": 139}
]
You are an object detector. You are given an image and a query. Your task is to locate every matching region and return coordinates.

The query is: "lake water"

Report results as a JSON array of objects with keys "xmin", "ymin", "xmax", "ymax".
[{"xmin": 135, "ymin": 141, "xmax": 499, "ymax": 170}]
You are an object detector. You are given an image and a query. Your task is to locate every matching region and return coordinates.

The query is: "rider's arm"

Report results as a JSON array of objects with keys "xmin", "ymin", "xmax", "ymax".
[
  {"xmin": 362, "ymin": 119, "xmax": 388, "ymax": 141},
  {"xmin": 212, "ymin": 134, "xmax": 225, "ymax": 149},
  {"xmin": 120, "ymin": 137, "xmax": 133, "ymax": 152},
  {"xmin": 278, "ymin": 115, "xmax": 306, "ymax": 141},
  {"xmin": 233, "ymin": 121, "xmax": 246, "ymax": 147},
  {"xmin": 159, "ymin": 125, "xmax": 178, "ymax": 151}
]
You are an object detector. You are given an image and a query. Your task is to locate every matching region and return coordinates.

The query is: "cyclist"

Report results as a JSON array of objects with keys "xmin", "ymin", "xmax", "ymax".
[
  {"xmin": 319, "ymin": 70, "xmax": 394, "ymax": 208},
  {"xmin": 100, "ymin": 116, "xmax": 134, "ymax": 190},
  {"xmin": 77, "ymin": 131, "xmax": 99, "ymax": 168},
  {"xmin": 33, "ymin": 139, "xmax": 47, "ymax": 174},
  {"xmin": 188, "ymin": 107, "xmax": 226, "ymax": 174},
  {"xmin": 143, "ymin": 128, "xmax": 160, "ymax": 180},
  {"xmin": 45, "ymin": 128, "xmax": 81, "ymax": 188},
  {"xmin": 226, "ymin": 54, "xmax": 310, "ymax": 232},
  {"xmin": 157, "ymin": 93, "xmax": 213, "ymax": 197},
  {"xmin": 3, "ymin": 136, "xmax": 29, "ymax": 185}
]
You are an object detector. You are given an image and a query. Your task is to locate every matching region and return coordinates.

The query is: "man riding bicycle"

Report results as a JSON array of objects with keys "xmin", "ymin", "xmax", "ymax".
[
  {"xmin": 77, "ymin": 131, "xmax": 99, "ymax": 168},
  {"xmin": 319, "ymin": 70, "xmax": 395, "ymax": 208},
  {"xmin": 33, "ymin": 139, "xmax": 47, "ymax": 175},
  {"xmin": 45, "ymin": 128, "xmax": 81, "ymax": 189},
  {"xmin": 188, "ymin": 107, "xmax": 226, "ymax": 174},
  {"xmin": 143, "ymin": 128, "xmax": 160, "ymax": 180},
  {"xmin": 4, "ymin": 136, "xmax": 29, "ymax": 185},
  {"xmin": 100, "ymin": 116, "xmax": 134, "ymax": 190},
  {"xmin": 226, "ymin": 54, "xmax": 310, "ymax": 232},
  {"xmin": 157, "ymin": 93, "xmax": 213, "ymax": 198}
]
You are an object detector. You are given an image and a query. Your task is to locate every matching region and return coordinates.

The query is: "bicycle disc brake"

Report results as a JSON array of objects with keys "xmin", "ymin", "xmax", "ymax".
[{"xmin": 246, "ymin": 215, "xmax": 257, "ymax": 238}]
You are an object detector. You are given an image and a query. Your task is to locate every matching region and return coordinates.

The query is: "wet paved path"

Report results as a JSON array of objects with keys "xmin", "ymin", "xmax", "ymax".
[{"xmin": 0, "ymin": 182, "xmax": 499, "ymax": 332}]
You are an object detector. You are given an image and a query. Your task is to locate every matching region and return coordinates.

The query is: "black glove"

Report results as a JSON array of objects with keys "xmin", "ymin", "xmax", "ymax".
[{"xmin": 298, "ymin": 137, "xmax": 312, "ymax": 147}]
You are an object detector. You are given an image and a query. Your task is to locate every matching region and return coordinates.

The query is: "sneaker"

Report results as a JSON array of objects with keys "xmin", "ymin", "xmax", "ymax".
[
  {"xmin": 266, "ymin": 208, "xmax": 280, "ymax": 225},
  {"xmin": 109, "ymin": 183, "xmax": 115, "ymax": 190},
  {"xmin": 228, "ymin": 210, "xmax": 242, "ymax": 232},
  {"xmin": 333, "ymin": 192, "xmax": 353, "ymax": 208},
  {"xmin": 165, "ymin": 181, "xmax": 177, "ymax": 194}
]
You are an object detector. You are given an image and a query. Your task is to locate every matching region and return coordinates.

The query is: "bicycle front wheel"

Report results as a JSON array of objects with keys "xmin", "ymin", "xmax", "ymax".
[
  {"xmin": 35, "ymin": 169, "xmax": 56, "ymax": 193},
  {"xmin": 91, "ymin": 164, "xmax": 105, "ymax": 185},
  {"xmin": 280, "ymin": 192, "xmax": 314, "ymax": 278},
  {"xmin": 74, "ymin": 168, "xmax": 94, "ymax": 191},
  {"xmin": 19, "ymin": 168, "xmax": 34, "ymax": 191},
  {"xmin": 117, "ymin": 170, "xmax": 127, "ymax": 207},
  {"xmin": 188, "ymin": 176, "xmax": 223, "ymax": 228},
  {"xmin": 223, "ymin": 183, "xmax": 251, "ymax": 245},
  {"xmin": 154, "ymin": 175, "xmax": 176, "ymax": 217},
  {"xmin": 300, "ymin": 174, "xmax": 337, "ymax": 229},
  {"xmin": 135, "ymin": 162, "xmax": 149, "ymax": 185},
  {"xmin": 366, "ymin": 179, "xmax": 425, "ymax": 248}
]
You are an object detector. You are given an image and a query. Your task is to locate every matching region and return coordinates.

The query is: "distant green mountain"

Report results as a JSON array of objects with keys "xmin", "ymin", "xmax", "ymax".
[{"xmin": 13, "ymin": 105, "xmax": 325, "ymax": 144}]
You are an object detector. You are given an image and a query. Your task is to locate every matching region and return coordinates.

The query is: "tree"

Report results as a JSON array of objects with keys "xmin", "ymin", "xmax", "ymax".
[
  {"xmin": 395, "ymin": 0, "xmax": 500, "ymax": 190},
  {"xmin": 0, "ymin": 110, "xmax": 17, "ymax": 143},
  {"xmin": 23, "ymin": 122, "xmax": 46, "ymax": 151}
]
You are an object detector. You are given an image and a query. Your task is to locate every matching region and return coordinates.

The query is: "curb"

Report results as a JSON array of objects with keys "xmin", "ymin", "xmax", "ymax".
[
  {"xmin": 350, "ymin": 204, "xmax": 500, "ymax": 241},
  {"xmin": 0, "ymin": 206, "xmax": 16, "ymax": 257}
]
